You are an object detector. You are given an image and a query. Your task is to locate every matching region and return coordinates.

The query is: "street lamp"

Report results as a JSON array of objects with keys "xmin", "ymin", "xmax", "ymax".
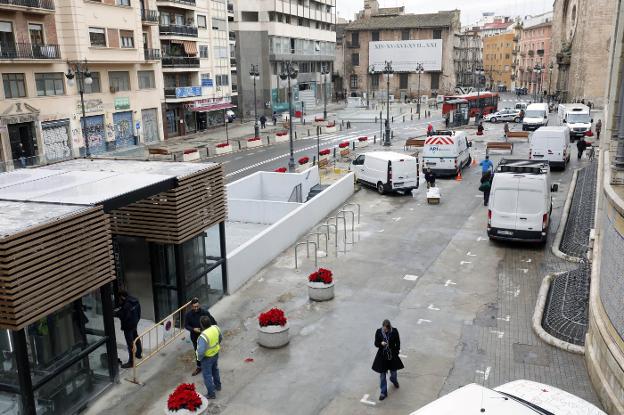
[
  {"xmin": 65, "ymin": 59, "xmax": 93, "ymax": 157},
  {"xmin": 250, "ymin": 64, "xmax": 260, "ymax": 138},
  {"xmin": 367, "ymin": 65, "xmax": 375, "ymax": 110},
  {"xmin": 548, "ymin": 63, "xmax": 554, "ymax": 103},
  {"xmin": 321, "ymin": 63, "xmax": 330, "ymax": 121},
  {"xmin": 279, "ymin": 62, "xmax": 299, "ymax": 172},
  {"xmin": 383, "ymin": 61, "xmax": 393, "ymax": 147},
  {"xmin": 533, "ymin": 63, "xmax": 543, "ymax": 102},
  {"xmin": 475, "ymin": 66, "xmax": 484, "ymax": 122},
  {"xmin": 415, "ymin": 63, "xmax": 424, "ymax": 118}
]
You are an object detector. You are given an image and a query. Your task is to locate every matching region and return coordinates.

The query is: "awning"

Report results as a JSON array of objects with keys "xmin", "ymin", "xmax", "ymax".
[
  {"xmin": 183, "ymin": 41, "xmax": 198, "ymax": 55},
  {"xmin": 190, "ymin": 103, "xmax": 237, "ymax": 113}
]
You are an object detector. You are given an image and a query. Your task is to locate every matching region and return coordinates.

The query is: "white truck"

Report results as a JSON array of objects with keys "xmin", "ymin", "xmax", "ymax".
[
  {"xmin": 558, "ymin": 104, "xmax": 592, "ymax": 140},
  {"xmin": 422, "ymin": 131, "xmax": 472, "ymax": 177}
]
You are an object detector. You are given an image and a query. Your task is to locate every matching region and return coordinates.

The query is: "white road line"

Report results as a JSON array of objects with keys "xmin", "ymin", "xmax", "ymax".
[
  {"xmin": 460, "ymin": 261, "xmax": 472, "ymax": 265},
  {"xmin": 403, "ymin": 274, "xmax": 419, "ymax": 281},
  {"xmin": 417, "ymin": 319, "xmax": 432, "ymax": 325},
  {"xmin": 445, "ymin": 280, "xmax": 457, "ymax": 287},
  {"xmin": 360, "ymin": 394, "xmax": 376, "ymax": 406},
  {"xmin": 427, "ymin": 304, "xmax": 440, "ymax": 311},
  {"xmin": 477, "ymin": 236, "xmax": 485, "ymax": 241},
  {"xmin": 490, "ymin": 330, "xmax": 505, "ymax": 339},
  {"xmin": 398, "ymin": 354, "xmax": 407, "ymax": 358},
  {"xmin": 522, "ymin": 258, "xmax": 532, "ymax": 263},
  {"xmin": 393, "ymin": 217, "xmax": 402, "ymax": 222},
  {"xmin": 519, "ymin": 268, "xmax": 529, "ymax": 274},
  {"xmin": 466, "ymin": 252, "xmax": 477, "ymax": 257},
  {"xmin": 497, "ymin": 315, "xmax": 511, "ymax": 322}
]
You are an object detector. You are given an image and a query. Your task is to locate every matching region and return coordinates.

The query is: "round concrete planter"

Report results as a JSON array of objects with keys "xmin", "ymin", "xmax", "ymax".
[
  {"xmin": 257, "ymin": 324, "xmax": 289, "ymax": 348},
  {"xmin": 164, "ymin": 394, "xmax": 208, "ymax": 415},
  {"xmin": 307, "ymin": 281, "xmax": 335, "ymax": 301}
]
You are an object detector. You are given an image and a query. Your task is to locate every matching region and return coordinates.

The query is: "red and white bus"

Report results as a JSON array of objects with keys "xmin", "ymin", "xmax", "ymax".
[{"xmin": 442, "ymin": 92, "xmax": 500, "ymax": 118}]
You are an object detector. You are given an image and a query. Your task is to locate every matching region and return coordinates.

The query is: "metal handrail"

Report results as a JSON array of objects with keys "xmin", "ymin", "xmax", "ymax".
[
  {"xmin": 327, "ymin": 216, "xmax": 347, "ymax": 253},
  {"xmin": 343, "ymin": 203, "xmax": 361, "ymax": 223},
  {"xmin": 128, "ymin": 299, "xmax": 193, "ymax": 384},
  {"xmin": 0, "ymin": 0, "xmax": 54, "ymax": 10},
  {"xmin": 0, "ymin": 42, "xmax": 60, "ymax": 59},
  {"xmin": 316, "ymin": 223, "xmax": 337, "ymax": 251},
  {"xmin": 159, "ymin": 24, "xmax": 198, "ymax": 37},
  {"xmin": 337, "ymin": 210, "xmax": 356, "ymax": 244},
  {"xmin": 308, "ymin": 232, "xmax": 328, "ymax": 257},
  {"xmin": 295, "ymin": 241, "xmax": 317, "ymax": 269}
]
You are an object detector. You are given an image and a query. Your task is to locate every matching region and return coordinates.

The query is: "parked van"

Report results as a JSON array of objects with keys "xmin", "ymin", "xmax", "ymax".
[
  {"xmin": 558, "ymin": 104, "xmax": 592, "ymax": 140},
  {"xmin": 351, "ymin": 151, "xmax": 419, "ymax": 195},
  {"xmin": 487, "ymin": 159, "xmax": 557, "ymax": 243},
  {"xmin": 529, "ymin": 126, "xmax": 571, "ymax": 169},
  {"xmin": 422, "ymin": 131, "xmax": 471, "ymax": 176},
  {"xmin": 514, "ymin": 102, "xmax": 527, "ymax": 111},
  {"xmin": 522, "ymin": 103, "xmax": 549, "ymax": 131}
]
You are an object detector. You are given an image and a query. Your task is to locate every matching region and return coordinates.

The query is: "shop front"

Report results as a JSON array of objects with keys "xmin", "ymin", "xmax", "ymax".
[{"xmin": 0, "ymin": 103, "xmax": 43, "ymax": 171}]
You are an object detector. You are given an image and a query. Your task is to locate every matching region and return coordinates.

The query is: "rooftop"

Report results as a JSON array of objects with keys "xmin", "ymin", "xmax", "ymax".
[
  {"xmin": 346, "ymin": 10, "xmax": 457, "ymax": 31},
  {"xmin": 0, "ymin": 201, "xmax": 90, "ymax": 239}
]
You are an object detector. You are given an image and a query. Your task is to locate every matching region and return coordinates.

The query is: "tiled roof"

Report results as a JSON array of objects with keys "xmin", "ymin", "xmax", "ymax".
[{"xmin": 346, "ymin": 10, "xmax": 457, "ymax": 31}]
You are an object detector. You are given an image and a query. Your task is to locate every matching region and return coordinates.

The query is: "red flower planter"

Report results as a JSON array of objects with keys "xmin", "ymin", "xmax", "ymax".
[
  {"xmin": 338, "ymin": 142, "xmax": 349, "ymax": 149},
  {"xmin": 216, "ymin": 143, "xmax": 229, "ymax": 148},
  {"xmin": 167, "ymin": 383, "xmax": 203, "ymax": 412},
  {"xmin": 326, "ymin": 121, "xmax": 336, "ymax": 128},
  {"xmin": 274, "ymin": 167, "xmax": 287, "ymax": 173},
  {"xmin": 358, "ymin": 136, "xmax": 368, "ymax": 142},
  {"xmin": 298, "ymin": 156, "xmax": 310, "ymax": 165},
  {"xmin": 248, "ymin": 137, "xmax": 261, "ymax": 142},
  {"xmin": 319, "ymin": 149, "xmax": 331, "ymax": 156},
  {"xmin": 308, "ymin": 268, "xmax": 333, "ymax": 284},
  {"xmin": 258, "ymin": 308, "xmax": 287, "ymax": 327},
  {"xmin": 315, "ymin": 116, "xmax": 325, "ymax": 122},
  {"xmin": 276, "ymin": 131, "xmax": 288, "ymax": 137}
]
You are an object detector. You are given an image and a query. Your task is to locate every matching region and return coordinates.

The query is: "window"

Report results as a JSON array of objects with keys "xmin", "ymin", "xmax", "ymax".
[
  {"xmin": 399, "ymin": 73, "xmax": 408, "ymax": 89},
  {"xmin": 116, "ymin": 0, "xmax": 130, "ymax": 5},
  {"xmin": 372, "ymin": 31, "xmax": 380, "ymax": 41},
  {"xmin": 371, "ymin": 73, "xmax": 380, "ymax": 89},
  {"xmin": 84, "ymin": 72, "xmax": 101, "ymax": 94},
  {"xmin": 109, "ymin": 71, "xmax": 130, "ymax": 91},
  {"xmin": 350, "ymin": 74, "xmax": 358, "ymax": 89},
  {"xmin": 138, "ymin": 70, "xmax": 155, "ymax": 89},
  {"xmin": 89, "ymin": 27, "xmax": 106, "ymax": 47},
  {"xmin": 0, "ymin": 22, "xmax": 14, "ymax": 46},
  {"xmin": 197, "ymin": 15, "xmax": 207, "ymax": 28},
  {"xmin": 212, "ymin": 18, "xmax": 226, "ymax": 31},
  {"xmin": 29, "ymin": 24, "xmax": 44, "ymax": 45},
  {"xmin": 35, "ymin": 73, "xmax": 65, "ymax": 96},
  {"xmin": 401, "ymin": 29, "xmax": 410, "ymax": 40},
  {"xmin": 430, "ymin": 72, "xmax": 440, "ymax": 90},
  {"xmin": 241, "ymin": 11, "xmax": 259, "ymax": 22},
  {"xmin": 213, "ymin": 46, "xmax": 228, "ymax": 58},
  {"xmin": 351, "ymin": 32, "xmax": 358, "ymax": 46},
  {"xmin": 120, "ymin": 31, "xmax": 134, "ymax": 48},
  {"xmin": 433, "ymin": 29, "xmax": 442, "ymax": 39},
  {"xmin": 351, "ymin": 53, "xmax": 359, "ymax": 66},
  {"xmin": 199, "ymin": 45, "xmax": 209, "ymax": 58},
  {"xmin": 201, "ymin": 73, "xmax": 211, "ymax": 84},
  {"xmin": 215, "ymin": 74, "xmax": 229, "ymax": 86},
  {"xmin": 2, "ymin": 73, "xmax": 26, "ymax": 98}
]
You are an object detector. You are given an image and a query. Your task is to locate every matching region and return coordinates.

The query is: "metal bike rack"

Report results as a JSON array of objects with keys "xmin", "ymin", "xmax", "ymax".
[
  {"xmin": 327, "ymin": 216, "xmax": 347, "ymax": 253},
  {"xmin": 343, "ymin": 203, "xmax": 361, "ymax": 224},
  {"xmin": 307, "ymin": 232, "xmax": 328, "ymax": 257},
  {"xmin": 337, "ymin": 210, "xmax": 356, "ymax": 244},
  {"xmin": 316, "ymin": 223, "xmax": 338, "ymax": 251},
  {"xmin": 295, "ymin": 241, "xmax": 317, "ymax": 269}
]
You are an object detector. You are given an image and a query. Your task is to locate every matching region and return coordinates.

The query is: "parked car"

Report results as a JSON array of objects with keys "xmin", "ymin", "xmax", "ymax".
[
  {"xmin": 522, "ymin": 103, "xmax": 549, "ymax": 131},
  {"xmin": 483, "ymin": 109, "xmax": 522, "ymax": 123},
  {"xmin": 352, "ymin": 151, "xmax": 419, "ymax": 195},
  {"xmin": 515, "ymin": 87, "xmax": 528, "ymax": 95},
  {"xmin": 410, "ymin": 379, "xmax": 605, "ymax": 415},
  {"xmin": 529, "ymin": 126, "xmax": 571, "ymax": 169},
  {"xmin": 422, "ymin": 131, "xmax": 472, "ymax": 176},
  {"xmin": 487, "ymin": 159, "xmax": 557, "ymax": 244}
]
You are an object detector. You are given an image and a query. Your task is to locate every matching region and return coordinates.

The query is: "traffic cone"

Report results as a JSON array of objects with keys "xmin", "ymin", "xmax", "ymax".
[
  {"xmin": 456, "ymin": 170, "xmax": 463, "ymax": 181},
  {"xmin": 472, "ymin": 158, "xmax": 477, "ymax": 167}
]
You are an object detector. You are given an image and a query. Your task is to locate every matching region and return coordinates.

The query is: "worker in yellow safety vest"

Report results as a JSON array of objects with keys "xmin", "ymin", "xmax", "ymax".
[{"xmin": 196, "ymin": 316, "xmax": 222, "ymax": 399}]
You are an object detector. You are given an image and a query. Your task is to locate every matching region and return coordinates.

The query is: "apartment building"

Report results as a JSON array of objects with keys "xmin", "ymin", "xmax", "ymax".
[
  {"xmin": 516, "ymin": 12, "xmax": 552, "ymax": 95},
  {"xmin": 482, "ymin": 31, "xmax": 516, "ymax": 90},
  {"xmin": 230, "ymin": 0, "xmax": 336, "ymax": 120},
  {"xmin": 455, "ymin": 29, "xmax": 483, "ymax": 89},
  {"xmin": 0, "ymin": 0, "xmax": 164, "ymax": 171},
  {"xmin": 158, "ymin": 0, "xmax": 233, "ymax": 138}
]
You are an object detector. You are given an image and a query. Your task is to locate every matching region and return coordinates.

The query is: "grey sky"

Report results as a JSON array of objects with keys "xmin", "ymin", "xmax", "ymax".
[{"xmin": 336, "ymin": 0, "xmax": 553, "ymax": 25}]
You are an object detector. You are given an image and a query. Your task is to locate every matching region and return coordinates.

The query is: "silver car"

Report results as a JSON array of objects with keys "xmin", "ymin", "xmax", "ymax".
[{"xmin": 484, "ymin": 109, "xmax": 522, "ymax": 123}]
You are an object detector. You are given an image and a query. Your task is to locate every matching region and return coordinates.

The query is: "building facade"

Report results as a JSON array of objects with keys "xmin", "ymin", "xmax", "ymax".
[
  {"xmin": 550, "ymin": 0, "xmax": 616, "ymax": 106},
  {"xmin": 0, "ymin": 0, "xmax": 164, "ymax": 171},
  {"xmin": 344, "ymin": 3, "xmax": 460, "ymax": 101},
  {"xmin": 454, "ymin": 29, "xmax": 483, "ymax": 89},
  {"xmin": 482, "ymin": 31, "xmax": 515, "ymax": 91},
  {"xmin": 230, "ymin": 0, "xmax": 336, "ymax": 121},
  {"xmin": 516, "ymin": 13, "xmax": 553, "ymax": 96}
]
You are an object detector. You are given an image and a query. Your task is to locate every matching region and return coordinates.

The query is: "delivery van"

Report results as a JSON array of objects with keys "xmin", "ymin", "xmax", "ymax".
[
  {"xmin": 352, "ymin": 151, "xmax": 419, "ymax": 195},
  {"xmin": 487, "ymin": 159, "xmax": 557, "ymax": 243},
  {"xmin": 558, "ymin": 104, "xmax": 592, "ymax": 140},
  {"xmin": 422, "ymin": 131, "xmax": 471, "ymax": 176},
  {"xmin": 522, "ymin": 103, "xmax": 549, "ymax": 131},
  {"xmin": 529, "ymin": 126, "xmax": 571, "ymax": 169}
]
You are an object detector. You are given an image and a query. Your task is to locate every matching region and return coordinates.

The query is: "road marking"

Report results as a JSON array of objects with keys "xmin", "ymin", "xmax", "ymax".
[
  {"xmin": 522, "ymin": 258, "xmax": 532, "ymax": 263},
  {"xmin": 490, "ymin": 330, "xmax": 505, "ymax": 339},
  {"xmin": 445, "ymin": 280, "xmax": 457, "ymax": 287},
  {"xmin": 403, "ymin": 274, "xmax": 419, "ymax": 281},
  {"xmin": 507, "ymin": 288, "xmax": 521, "ymax": 297},
  {"xmin": 360, "ymin": 394, "xmax": 376, "ymax": 406},
  {"xmin": 378, "ymin": 229, "xmax": 385, "ymax": 233},
  {"xmin": 476, "ymin": 366, "xmax": 491, "ymax": 380},
  {"xmin": 476, "ymin": 236, "xmax": 485, "ymax": 241},
  {"xmin": 497, "ymin": 315, "xmax": 511, "ymax": 322},
  {"xmin": 417, "ymin": 319, "xmax": 432, "ymax": 325},
  {"xmin": 258, "ymin": 277, "xmax": 264, "ymax": 282},
  {"xmin": 427, "ymin": 304, "xmax": 440, "ymax": 311},
  {"xmin": 393, "ymin": 217, "xmax": 402, "ymax": 222},
  {"xmin": 460, "ymin": 261, "xmax": 472, "ymax": 265},
  {"xmin": 519, "ymin": 268, "xmax": 529, "ymax": 274},
  {"xmin": 409, "ymin": 208, "xmax": 414, "ymax": 211},
  {"xmin": 466, "ymin": 252, "xmax": 477, "ymax": 257}
]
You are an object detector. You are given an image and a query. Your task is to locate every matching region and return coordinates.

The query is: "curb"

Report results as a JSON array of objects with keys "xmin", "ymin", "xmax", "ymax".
[
  {"xmin": 532, "ymin": 273, "xmax": 585, "ymax": 355},
  {"xmin": 552, "ymin": 169, "xmax": 584, "ymax": 263}
]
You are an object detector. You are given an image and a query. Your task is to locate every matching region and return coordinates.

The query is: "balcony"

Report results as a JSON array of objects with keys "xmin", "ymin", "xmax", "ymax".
[
  {"xmin": 528, "ymin": 50, "xmax": 535, "ymax": 57},
  {"xmin": 227, "ymin": 2, "xmax": 233, "ymax": 13},
  {"xmin": 0, "ymin": 42, "xmax": 60, "ymax": 60},
  {"xmin": 536, "ymin": 49, "xmax": 544, "ymax": 57},
  {"xmin": 512, "ymin": 48, "xmax": 518, "ymax": 55},
  {"xmin": 230, "ymin": 57, "xmax": 236, "ymax": 67},
  {"xmin": 161, "ymin": 56, "xmax": 200, "ymax": 67},
  {"xmin": 164, "ymin": 86, "xmax": 202, "ymax": 98},
  {"xmin": 141, "ymin": 9, "xmax": 159, "ymax": 24},
  {"xmin": 144, "ymin": 48, "xmax": 161, "ymax": 61},
  {"xmin": 347, "ymin": 41, "xmax": 360, "ymax": 48},
  {"xmin": 159, "ymin": 24, "xmax": 198, "ymax": 37},
  {"xmin": 156, "ymin": 0, "xmax": 195, "ymax": 6},
  {"xmin": 0, "ymin": 0, "xmax": 54, "ymax": 12}
]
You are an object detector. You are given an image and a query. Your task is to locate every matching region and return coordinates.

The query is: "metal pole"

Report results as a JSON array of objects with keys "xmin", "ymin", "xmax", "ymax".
[
  {"xmin": 417, "ymin": 69, "xmax": 421, "ymax": 118},
  {"xmin": 100, "ymin": 283, "xmax": 119, "ymax": 382},
  {"xmin": 288, "ymin": 71, "xmax": 295, "ymax": 172},
  {"xmin": 323, "ymin": 71, "xmax": 328, "ymax": 121},
  {"xmin": 615, "ymin": 67, "xmax": 624, "ymax": 170},
  {"xmin": 253, "ymin": 66, "xmax": 259, "ymax": 138},
  {"xmin": 225, "ymin": 110, "xmax": 229, "ymax": 144},
  {"xmin": 384, "ymin": 63, "xmax": 391, "ymax": 146},
  {"xmin": 78, "ymin": 71, "xmax": 90, "ymax": 158},
  {"xmin": 13, "ymin": 330, "xmax": 35, "ymax": 415}
]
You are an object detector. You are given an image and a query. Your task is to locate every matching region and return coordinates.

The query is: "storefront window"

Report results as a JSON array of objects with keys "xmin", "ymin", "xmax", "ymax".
[{"xmin": 184, "ymin": 109, "xmax": 196, "ymax": 134}]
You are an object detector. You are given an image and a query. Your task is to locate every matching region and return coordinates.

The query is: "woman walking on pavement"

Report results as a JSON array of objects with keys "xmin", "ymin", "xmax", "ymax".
[
  {"xmin": 372, "ymin": 320, "xmax": 404, "ymax": 401},
  {"xmin": 595, "ymin": 119, "xmax": 602, "ymax": 140},
  {"xmin": 479, "ymin": 171, "xmax": 493, "ymax": 206}
]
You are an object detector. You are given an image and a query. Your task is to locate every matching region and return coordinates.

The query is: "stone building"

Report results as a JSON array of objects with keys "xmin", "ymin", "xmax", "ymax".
[
  {"xmin": 516, "ymin": 12, "xmax": 553, "ymax": 96},
  {"xmin": 343, "ymin": 1, "xmax": 460, "ymax": 101},
  {"xmin": 482, "ymin": 32, "xmax": 516, "ymax": 91},
  {"xmin": 334, "ymin": 21, "xmax": 347, "ymax": 101},
  {"xmin": 454, "ymin": 29, "xmax": 483, "ymax": 90},
  {"xmin": 550, "ymin": 0, "xmax": 616, "ymax": 106}
]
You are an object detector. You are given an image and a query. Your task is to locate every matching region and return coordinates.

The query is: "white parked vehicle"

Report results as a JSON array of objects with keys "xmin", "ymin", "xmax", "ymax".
[
  {"xmin": 522, "ymin": 103, "xmax": 549, "ymax": 131},
  {"xmin": 514, "ymin": 102, "xmax": 528, "ymax": 111},
  {"xmin": 352, "ymin": 151, "xmax": 419, "ymax": 195},
  {"xmin": 558, "ymin": 104, "xmax": 592, "ymax": 140},
  {"xmin": 422, "ymin": 131, "xmax": 472, "ymax": 176},
  {"xmin": 409, "ymin": 379, "xmax": 605, "ymax": 415},
  {"xmin": 487, "ymin": 159, "xmax": 557, "ymax": 243},
  {"xmin": 483, "ymin": 109, "xmax": 522, "ymax": 123},
  {"xmin": 529, "ymin": 126, "xmax": 571, "ymax": 169}
]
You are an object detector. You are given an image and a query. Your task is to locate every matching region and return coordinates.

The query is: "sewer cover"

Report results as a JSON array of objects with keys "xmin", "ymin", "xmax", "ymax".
[
  {"xmin": 512, "ymin": 343, "xmax": 552, "ymax": 367},
  {"xmin": 474, "ymin": 303, "xmax": 499, "ymax": 327}
]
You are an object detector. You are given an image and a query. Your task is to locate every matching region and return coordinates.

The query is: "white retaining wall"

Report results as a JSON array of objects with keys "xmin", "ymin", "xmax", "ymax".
[
  {"xmin": 226, "ymin": 167, "xmax": 320, "ymax": 202},
  {"xmin": 227, "ymin": 199, "xmax": 300, "ymax": 224}
]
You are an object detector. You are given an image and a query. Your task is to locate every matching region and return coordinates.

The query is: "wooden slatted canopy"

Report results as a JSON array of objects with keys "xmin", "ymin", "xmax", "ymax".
[{"xmin": 0, "ymin": 203, "xmax": 115, "ymax": 330}]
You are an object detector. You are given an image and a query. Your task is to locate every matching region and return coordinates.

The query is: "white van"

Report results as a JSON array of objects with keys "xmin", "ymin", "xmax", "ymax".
[
  {"xmin": 422, "ymin": 131, "xmax": 471, "ymax": 176},
  {"xmin": 352, "ymin": 151, "xmax": 419, "ymax": 195},
  {"xmin": 558, "ymin": 104, "xmax": 592, "ymax": 140},
  {"xmin": 529, "ymin": 126, "xmax": 571, "ymax": 169},
  {"xmin": 522, "ymin": 103, "xmax": 549, "ymax": 131},
  {"xmin": 487, "ymin": 159, "xmax": 557, "ymax": 243},
  {"xmin": 409, "ymin": 380, "xmax": 605, "ymax": 415}
]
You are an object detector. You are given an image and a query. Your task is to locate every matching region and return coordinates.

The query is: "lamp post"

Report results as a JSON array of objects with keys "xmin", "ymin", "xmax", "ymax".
[
  {"xmin": 250, "ymin": 64, "xmax": 260, "ymax": 138},
  {"xmin": 475, "ymin": 66, "xmax": 484, "ymax": 122},
  {"xmin": 533, "ymin": 63, "xmax": 543, "ymax": 102},
  {"xmin": 367, "ymin": 65, "xmax": 375, "ymax": 109},
  {"xmin": 548, "ymin": 63, "xmax": 554, "ymax": 104},
  {"xmin": 65, "ymin": 59, "xmax": 93, "ymax": 157},
  {"xmin": 279, "ymin": 62, "xmax": 299, "ymax": 172},
  {"xmin": 321, "ymin": 63, "xmax": 330, "ymax": 121},
  {"xmin": 415, "ymin": 63, "xmax": 424, "ymax": 118},
  {"xmin": 383, "ymin": 61, "xmax": 393, "ymax": 147}
]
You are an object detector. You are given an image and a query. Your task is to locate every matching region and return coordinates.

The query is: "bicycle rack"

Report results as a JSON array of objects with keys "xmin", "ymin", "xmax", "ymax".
[
  {"xmin": 326, "ymin": 216, "xmax": 347, "ymax": 253},
  {"xmin": 316, "ymin": 223, "xmax": 338, "ymax": 251},
  {"xmin": 295, "ymin": 241, "xmax": 318, "ymax": 269},
  {"xmin": 307, "ymin": 232, "xmax": 328, "ymax": 257},
  {"xmin": 337, "ymin": 210, "xmax": 356, "ymax": 244},
  {"xmin": 343, "ymin": 203, "xmax": 361, "ymax": 224}
]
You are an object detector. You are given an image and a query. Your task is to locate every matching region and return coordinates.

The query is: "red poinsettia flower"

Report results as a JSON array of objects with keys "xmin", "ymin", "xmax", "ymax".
[
  {"xmin": 274, "ymin": 167, "xmax": 287, "ymax": 173},
  {"xmin": 319, "ymin": 149, "xmax": 331, "ymax": 156},
  {"xmin": 248, "ymin": 136, "xmax": 261, "ymax": 142},
  {"xmin": 338, "ymin": 142, "xmax": 349, "ymax": 148},
  {"xmin": 216, "ymin": 143, "xmax": 230, "ymax": 148},
  {"xmin": 308, "ymin": 268, "xmax": 333, "ymax": 284},
  {"xmin": 358, "ymin": 136, "xmax": 368, "ymax": 142},
  {"xmin": 258, "ymin": 308, "xmax": 287, "ymax": 327},
  {"xmin": 276, "ymin": 130, "xmax": 288, "ymax": 136},
  {"xmin": 298, "ymin": 156, "xmax": 310, "ymax": 165},
  {"xmin": 327, "ymin": 121, "xmax": 336, "ymax": 128},
  {"xmin": 167, "ymin": 383, "xmax": 203, "ymax": 412}
]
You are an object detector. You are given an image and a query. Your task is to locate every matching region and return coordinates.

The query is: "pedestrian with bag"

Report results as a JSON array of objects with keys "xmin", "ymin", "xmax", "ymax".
[
  {"xmin": 184, "ymin": 298, "xmax": 217, "ymax": 376},
  {"xmin": 577, "ymin": 137, "xmax": 588, "ymax": 160},
  {"xmin": 424, "ymin": 168, "xmax": 436, "ymax": 189},
  {"xmin": 372, "ymin": 319, "xmax": 404, "ymax": 401},
  {"xmin": 260, "ymin": 115, "xmax": 267, "ymax": 129},
  {"xmin": 114, "ymin": 290, "xmax": 142, "ymax": 369},
  {"xmin": 196, "ymin": 316, "xmax": 223, "ymax": 400},
  {"xmin": 479, "ymin": 155, "xmax": 494, "ymax": 178},
  {"xmin": 426, "ymin": 122, "xmax": 434, "ymax": 137},
  {"xmin": 595, "ymin": 119, "xmax": 602, "ymax": 140},
  {"xmin": 503, "ymin": 122, "xmax": 510, "ymax": 140},
  {"xmin": 479, "ymin": 171, "xmax": 493, "ymax": 206}
]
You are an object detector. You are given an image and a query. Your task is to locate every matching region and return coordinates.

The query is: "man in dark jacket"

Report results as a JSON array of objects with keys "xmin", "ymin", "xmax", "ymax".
[
  {"xmin": 372, "ymin": 320, "xmax": 404, "ymax": 401},
  {"xmin": 424, "ymin": 168, "xmax": 436, "ymax": 189},
  {"xmin": 114, "ymin": 290, "xmax": 142, "ymax": 368},
  {"xmin": 184, "ymin": 298, "xmax": 217, "ymax": 376},
  {"xmin": 577, "ymin": 138, "xmax": 588, "ymax": 160}
]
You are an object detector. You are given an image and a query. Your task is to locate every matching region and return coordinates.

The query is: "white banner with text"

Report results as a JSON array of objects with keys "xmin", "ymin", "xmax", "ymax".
[{"xmin": 369, "ymin": 40, "xmax": 443, "ymax": 72}]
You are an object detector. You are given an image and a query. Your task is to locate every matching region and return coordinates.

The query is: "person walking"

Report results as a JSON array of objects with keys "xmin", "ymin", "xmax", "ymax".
[
  {"xmin": 259, "ymin": 115, "xmax": 267, "ymax": 129},
  {"xmin": 479, "ymin": 155, "xmax": 494, "ymax": 178},
  {"xmin": 479, "ymin": 171, "xmax": 493, "ymax": 206},
  {"xmin": 196, "ymin": 316, "xmax": 223, "ymax": 399},
  {"xmin": 426, "ymin": 122, "xmax": 434, "ymax": 137},
  {"xmin": 577, "ymin": 137, "xmax": 588, "ymax": 160},
  {"xmin": 424, "ymin": 168, "xmax": 436, "ymax": 189},
  {"xmin": 445, "ymin": 113, "xmax": 450, "ymax": 129},
  {"xmin": 503, "ymin": 122, "xmax": 510, "ymax": 140},
  {"xmin": 114, "ymin": 290, "xmax": 142, "ymax": 369},
  {"xmin": 595, "ymin": 119, "xmax": 602, "ymax": 140},
  {"xmin": 477, "ymin": 122, "xmax": 484, "ymax": 136},
  {"xmin": 372, "ymin": 320, "xmax": 404, "ymax": 401},
  {"xmin": 184, "ymin": 298, "xmax": 217, "ymax": 376},
  {"xmin": 272, "ymin": 111, "xmax": 277, "ymax": 126}
]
